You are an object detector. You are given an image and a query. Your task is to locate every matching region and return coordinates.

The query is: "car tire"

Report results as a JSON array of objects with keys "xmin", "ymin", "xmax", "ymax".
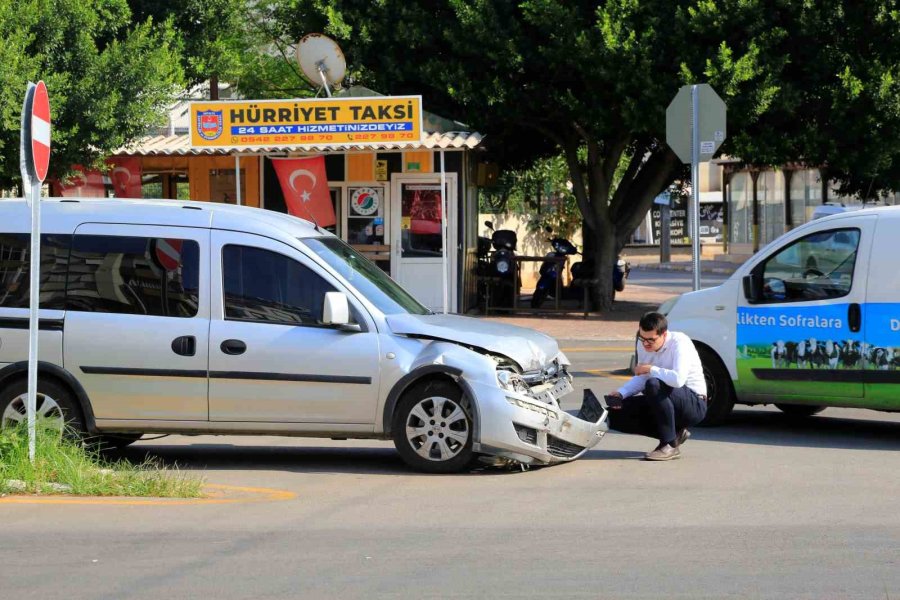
[
  {"xmin": 0, "ymin": 378, "xmax": 86, "ymax": 438},
  {"xmin": 392, "ymin": 380, "xmax": 475, "ymax": 473},
  {"xmin": 697, "ymin": 348, "xmax": 735, "ymax": 426},
  {"xmin": 775, "ymin": 404, "xmax": 826, "ymax": 417}
]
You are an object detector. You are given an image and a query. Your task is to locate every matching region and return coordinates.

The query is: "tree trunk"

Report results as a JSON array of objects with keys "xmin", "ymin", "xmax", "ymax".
[{"xmin": 588, "ymin": 228, "xmax": 617, "ymax": 312}]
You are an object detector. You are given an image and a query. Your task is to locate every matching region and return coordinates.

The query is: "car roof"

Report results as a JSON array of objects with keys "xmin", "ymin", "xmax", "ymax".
[{"xmin": 0, "ymin": 197, "xmax": 327, "ymax": 240}]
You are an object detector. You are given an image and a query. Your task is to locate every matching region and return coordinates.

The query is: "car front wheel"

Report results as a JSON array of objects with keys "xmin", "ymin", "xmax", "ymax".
[
  {"xmin": 0, "ymin": 378, "xmax": 86, "ymax": 438},
  {"xmin": 697, "ymin": 348, "xmax": 735, "ymax": 426},
  {"xmin": 392, "ymin": 380, "xmax": 474, "ymax": 473}
]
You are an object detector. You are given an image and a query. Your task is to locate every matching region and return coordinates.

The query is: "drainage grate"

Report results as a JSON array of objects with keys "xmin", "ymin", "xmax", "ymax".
[
  {"xmin": 547, "ymin": 435, "xmax": 585, "ymax": 458},
  {"xmin": 513, "ymin": 423, "xmax": 537, "ymax": 445}
]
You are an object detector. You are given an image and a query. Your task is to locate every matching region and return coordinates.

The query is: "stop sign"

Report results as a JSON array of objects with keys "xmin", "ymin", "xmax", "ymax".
[{"xmin": 29, "ymin": 81, "xmax": 51, "ymax": 182}]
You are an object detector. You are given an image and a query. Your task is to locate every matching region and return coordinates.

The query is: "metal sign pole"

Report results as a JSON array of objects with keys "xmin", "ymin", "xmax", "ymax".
[
  {"xmin": 690, "ymin": 85, "xmax": 701, "ymax": 291},
  {"xmin": 26, "ymin": 179, "xmax": 41, "ymax": 462},
  {"xmin": 440, "ymin": 150, "xmax": 449, "ymax": 314},
  {"xmin": 19, "ymin": 81, "xmax": 39, "ymax": 463}
]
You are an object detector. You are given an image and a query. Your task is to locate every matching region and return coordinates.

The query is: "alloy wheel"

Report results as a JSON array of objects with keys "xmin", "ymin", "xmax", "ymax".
[{"xmin": 404, "ymin": 396, "xmax": 470, "ymax": 462}]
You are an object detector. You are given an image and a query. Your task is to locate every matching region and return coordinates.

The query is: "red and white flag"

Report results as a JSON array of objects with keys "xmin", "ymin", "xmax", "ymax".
[
  {"xmin": 272, "ymin": 156, "xmax": 335, "ymax": 227},
  {"xmin": 108, "ymin": 156, "xmax": 142, "ymax": 198}
]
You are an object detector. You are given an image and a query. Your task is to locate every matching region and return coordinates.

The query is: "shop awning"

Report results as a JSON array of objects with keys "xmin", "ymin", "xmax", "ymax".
[{"xmin": 114, "ymin": 130, "xmax": 483, "ymax": 156}]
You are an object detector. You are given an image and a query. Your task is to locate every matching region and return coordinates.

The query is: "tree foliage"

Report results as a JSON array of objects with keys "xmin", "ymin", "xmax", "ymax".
[
  {"xmin": 281, "ymin": 0, "xmax": 900, "ymax": 310},
  {"xmin": 0, "ymin": 0, "xmax": 183, "ymax": 189}
]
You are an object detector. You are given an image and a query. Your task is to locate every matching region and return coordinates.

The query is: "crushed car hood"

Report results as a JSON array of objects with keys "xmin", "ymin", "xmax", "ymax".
[{"xmin": 386, "ymin": 313, "xmax": 561, "ymax": 371}]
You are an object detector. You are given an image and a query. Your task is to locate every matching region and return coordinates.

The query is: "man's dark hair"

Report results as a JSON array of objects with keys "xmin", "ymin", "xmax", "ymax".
[{"xmin": 639, "ymin": 311, "xmax": 669, "ymax": 334}]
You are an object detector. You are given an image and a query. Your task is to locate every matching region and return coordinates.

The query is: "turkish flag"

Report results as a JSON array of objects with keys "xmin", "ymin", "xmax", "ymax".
[
  {"xmin": 107, "ymin": 157, "xmax": 142, "ymax": 198},
  {"xmin": 272, "ymin": 156, "xmax": 336, "ymax": 227},
  {"xmin": 53, "ymin": 165, "xmax": 106, "ymax": 197}
]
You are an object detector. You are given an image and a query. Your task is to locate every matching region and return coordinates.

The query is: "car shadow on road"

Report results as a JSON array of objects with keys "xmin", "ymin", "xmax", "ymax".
[
  {"xmin": 693, "ymin": 408, "xmax": 900, "ymax": 451},
  {"xmin": 117, "ymin": 443, "xmax": 523, "ymax": 477}
]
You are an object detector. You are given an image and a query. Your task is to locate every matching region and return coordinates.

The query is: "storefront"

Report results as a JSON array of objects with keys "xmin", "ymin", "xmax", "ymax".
[
  {"xmin": 722, "ymin": 164, "xmax": 900, "ymax": 256},
  {"xmin": 88, "ymin": 90, "xmax": 485, "ymax": 314}
]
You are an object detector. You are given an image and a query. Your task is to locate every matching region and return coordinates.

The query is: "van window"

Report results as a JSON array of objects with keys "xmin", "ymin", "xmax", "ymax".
[
  {"xmin": 0, "ymin": 234, "xmax": 71, "ymax": 309},
  {"xmin": 759, "ymin": 228, "xmax": 859, "ymax": 303},
  {"xmin": 67, "ymin": 235, "xmax": 200, "ymax": 317},
  {"xmin": 222, "ymin": 245, "xmax": 337, "ymax": 326}
]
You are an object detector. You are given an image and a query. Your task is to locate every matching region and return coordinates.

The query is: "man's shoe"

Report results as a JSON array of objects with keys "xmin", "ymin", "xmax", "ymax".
[
  {"xmin": 645, "ymin": 444, "xmax": 681, "ymax": 461},
  {"xmin": 676, "ymin": 428, "xmax": 691, "ymax": 447}
]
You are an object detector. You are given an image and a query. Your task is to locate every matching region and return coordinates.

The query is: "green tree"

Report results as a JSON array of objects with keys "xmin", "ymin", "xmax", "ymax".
[
  {"xmin": 279, "ymin": 0, "xmax": 900, "ymax": 310},
  {"xmin": 0, "ymin": 0, "xmax": 183, "ymax": 189},
  {"xmin": 127, "ymin": 0, "xmax": 315, "ymax": 100}
]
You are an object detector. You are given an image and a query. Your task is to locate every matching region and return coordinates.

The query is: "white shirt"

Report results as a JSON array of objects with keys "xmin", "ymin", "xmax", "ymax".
[{"xmin": 617, "ymin": 330, "xmax": 707, "ymax": 398}]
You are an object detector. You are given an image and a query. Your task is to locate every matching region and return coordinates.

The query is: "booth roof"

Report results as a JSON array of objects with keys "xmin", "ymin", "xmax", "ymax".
[{"xmin": 114, "ymin": 130, "xmax": 483, "ymax": 156}]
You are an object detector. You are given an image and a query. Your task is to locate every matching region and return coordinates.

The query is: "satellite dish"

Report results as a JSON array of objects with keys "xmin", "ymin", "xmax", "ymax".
[{"xmin": 296, "ymin": 33, "xmax": 346, "ymax": 97}]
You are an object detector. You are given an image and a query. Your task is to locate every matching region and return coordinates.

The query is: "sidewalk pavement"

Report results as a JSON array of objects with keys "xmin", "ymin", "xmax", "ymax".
[
  {"xmin": 477, "ymin": 257, "xmax": 745, "ymax": 341},
  {"xmin": 478, "ymin": 279, "xmax": 676, "ymax": 342}
]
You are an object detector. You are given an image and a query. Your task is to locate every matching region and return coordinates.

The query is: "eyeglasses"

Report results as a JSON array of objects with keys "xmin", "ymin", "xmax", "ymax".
[{"xmin": 638, "ymin": 334, "xmax": 662, "ymax": 345}]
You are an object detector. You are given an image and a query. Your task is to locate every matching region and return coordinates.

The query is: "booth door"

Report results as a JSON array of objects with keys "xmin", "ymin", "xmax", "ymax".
[{"xmin": 391, "ymin": 175, "xmax": 457, "ymax": 313}]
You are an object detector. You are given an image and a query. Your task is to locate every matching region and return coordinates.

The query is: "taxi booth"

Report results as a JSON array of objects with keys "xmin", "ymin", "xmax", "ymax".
[{"xmin": 105, "ymin": 89, "xmax": 484, "ymax": 314}]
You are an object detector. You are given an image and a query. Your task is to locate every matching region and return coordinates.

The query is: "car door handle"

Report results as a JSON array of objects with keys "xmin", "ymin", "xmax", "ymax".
[
  {"xmin": 220, "ymin": 339, "xmax": 247, "ymax": 355},
  {"xmin": 848, "ymin": 303, "xmax": 861, "ymax": 333},
  {"xmin": 171, "ymin": 336, "xmax": 196, "ymax": 357}
]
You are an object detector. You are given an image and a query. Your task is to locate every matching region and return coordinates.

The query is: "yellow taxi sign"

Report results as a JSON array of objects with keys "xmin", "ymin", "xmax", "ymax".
[{"xmin": 190, "ymin": 95, "xmax": 423, "ymax": 149}]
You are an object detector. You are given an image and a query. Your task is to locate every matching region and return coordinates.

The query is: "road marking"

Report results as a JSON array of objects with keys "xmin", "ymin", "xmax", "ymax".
[
  {"xmin": 577, "ymin": 369, "xmax": 631, "ymax": 380},
  {"xmin": 561, "ymin": 346, "xmax": 633, "ymax": 352},
  {"xmin": 0, "ymin": 483, "xmax": 296, "ymax": 506}
]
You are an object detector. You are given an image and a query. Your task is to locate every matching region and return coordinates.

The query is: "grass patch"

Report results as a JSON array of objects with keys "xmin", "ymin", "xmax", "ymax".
[{"xmin": 0, "ymin": 423, "xmax": 204, "ymax": 498}]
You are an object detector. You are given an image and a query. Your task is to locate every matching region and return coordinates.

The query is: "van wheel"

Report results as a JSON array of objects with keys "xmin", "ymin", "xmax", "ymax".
[
  {"xmin": 392, "ymin": 380, "xmax": 474, "ymax": 473},
  {"xmin": 775, "ymin": 404, "xmax": 826, "ymax": 417},
  {"xmin": 697, "ymin": 348, "xmax": 734, "ymax": 426},
  {"xmin": 0, "ymin": 378, "xmax": 86, "ymax": 438}
]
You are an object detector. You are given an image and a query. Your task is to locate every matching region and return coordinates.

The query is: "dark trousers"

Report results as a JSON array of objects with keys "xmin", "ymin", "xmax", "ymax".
[{"xmin": 608, "ymin": 378, "xmax": 707, "ymax": 445}]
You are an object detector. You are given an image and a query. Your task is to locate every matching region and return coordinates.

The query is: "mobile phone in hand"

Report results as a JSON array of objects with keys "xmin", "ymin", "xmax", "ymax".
[{"xmin": 604, "ymin": 394, "xmax": 624, "ymax": 409}]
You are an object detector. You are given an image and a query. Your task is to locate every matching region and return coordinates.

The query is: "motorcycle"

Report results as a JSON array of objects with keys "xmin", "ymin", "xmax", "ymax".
[
  {"xmin": 481, "ymin": 221, "xmax": 519, "ymax": 309},
  {"xmin": 531, "ymin": 229, "xmax": 631, "ymax": 309},
  {"xmin": 531, "ymin": 230, "xmax": 579, "ymax": 309}
]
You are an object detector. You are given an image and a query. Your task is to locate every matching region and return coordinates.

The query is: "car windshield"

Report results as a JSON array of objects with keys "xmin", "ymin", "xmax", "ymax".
[{"xmin": 301, "ymin": 237, "xmax": 430, "ymax": 316}]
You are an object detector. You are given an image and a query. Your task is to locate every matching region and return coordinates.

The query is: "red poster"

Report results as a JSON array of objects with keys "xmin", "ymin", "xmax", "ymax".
[{"xmin": 271, "ymin": 156, "xmax": 336, "ymax": 227}]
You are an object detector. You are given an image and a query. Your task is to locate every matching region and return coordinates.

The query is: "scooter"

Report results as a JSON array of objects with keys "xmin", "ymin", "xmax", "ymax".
[
  {"xmin": 483, "ymin": 221, "xmax": 519, "ymax": 309},
  {"xmin": 531, "ymin": 231, "xmax": 631, "ymax": 309},
  {"xmin": 531, "ymin": 230, "xmax": 578, "ymax": 308}
]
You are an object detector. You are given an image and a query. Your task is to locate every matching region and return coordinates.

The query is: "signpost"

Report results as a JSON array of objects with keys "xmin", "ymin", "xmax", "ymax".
[
  {"xmin": 20, "ymin": 81, "xmax": 51, "ymax": 462},
  {"xmin": 666, "ymin": 84, "xmax": 726, "ymax": 290}
]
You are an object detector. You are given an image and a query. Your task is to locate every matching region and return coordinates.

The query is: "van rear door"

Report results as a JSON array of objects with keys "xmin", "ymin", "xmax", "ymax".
[
  {"xmin": 735, "ymin": 216, "xmax": 876, "ymax": 403},
  {"xmin": 862, "ymin": 215, "xmax": 900, "ymax": 407},
  {"xmin": 63, "ymin": 224, "xmax": 210, "ymax": 422}
]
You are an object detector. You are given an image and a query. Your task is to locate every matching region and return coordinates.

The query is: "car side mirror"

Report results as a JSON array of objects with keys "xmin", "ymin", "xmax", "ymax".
[
  {"xmin": 742, "ymin": 274, "xmax": 760, "ymax": 303},
  {"xmin": 322, "ymin": 292, "xmax": 350, "ymax": 326}
]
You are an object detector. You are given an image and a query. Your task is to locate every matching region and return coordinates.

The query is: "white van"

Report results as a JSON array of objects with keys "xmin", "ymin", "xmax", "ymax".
[
  {"xmin": 659, "ymin": 205, "xmax": 900, "ymax": 424},
  {"xmin": 0, "ymin": 198, "xmax": 608, "ymax": 472}
]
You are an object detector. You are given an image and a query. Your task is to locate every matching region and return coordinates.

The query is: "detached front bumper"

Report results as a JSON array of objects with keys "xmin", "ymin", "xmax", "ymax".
[{"xmin": 468, "ymin": 378, "xmax": 609, "ymax": 466}]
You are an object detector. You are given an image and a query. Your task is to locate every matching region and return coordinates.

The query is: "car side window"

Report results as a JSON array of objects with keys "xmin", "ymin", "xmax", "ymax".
[
  {"xmin": 759, "ymin": 228, "xmax": 860, "ymax": 303},
  {"xmin": 222, "ymin": 245, "xmax": 338, "ymax": 326},
  {"xmin": 67, "ymin": 235, "xmax": 200, "ymax": 317},
  {"xmin": 0, "ymin": 234, "xmax": 72, "ymax": 310}
]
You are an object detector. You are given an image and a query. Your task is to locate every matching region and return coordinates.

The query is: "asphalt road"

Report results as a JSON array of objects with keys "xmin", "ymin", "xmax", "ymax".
[{"xmin": 3, "ymin": 342, "xmax": 899, "ymax": 599}]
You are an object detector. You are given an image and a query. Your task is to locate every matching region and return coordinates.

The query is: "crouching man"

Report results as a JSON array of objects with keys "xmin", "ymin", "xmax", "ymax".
[{"xmin": 606, "ymin": 312, "xmax": 707, "ymax": 461}]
